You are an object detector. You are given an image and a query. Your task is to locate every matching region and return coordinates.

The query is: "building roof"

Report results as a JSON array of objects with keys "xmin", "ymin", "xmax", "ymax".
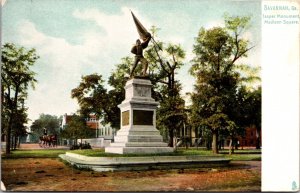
[{"xmin": 62, "ymin": 113, "xmax": 100, "ymax": 130}]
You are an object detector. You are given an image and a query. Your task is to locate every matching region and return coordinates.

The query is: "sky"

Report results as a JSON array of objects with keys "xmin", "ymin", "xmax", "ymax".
[{"xmin": 2, "ymin": 0, "xmax": 261, "ymax": 124}]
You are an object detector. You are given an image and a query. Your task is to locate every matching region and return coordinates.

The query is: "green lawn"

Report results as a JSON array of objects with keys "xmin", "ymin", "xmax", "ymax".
[
  {"xmin": 1, "ymin": 149, "xmax": 68, "ymax": 159},
  {"xmin": 219, "ymin": 149, "xmax": 261, "ymax": 154},
  {"xmin": 2, "ymin": 148, "xmax": 261, "ymax": 161},
  {"xmin": 69, "ymin": 148, "xmax": 215, "ymax": 157},
  {"xmin": 69, "ymin": 148, "xmax": 261, "ymax": 161}
]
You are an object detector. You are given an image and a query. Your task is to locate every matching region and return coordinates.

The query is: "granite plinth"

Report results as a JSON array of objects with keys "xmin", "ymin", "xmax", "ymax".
[
  {"xmin": 105, "ymin": 78, "xmax": 173, "ymax": 154},
  {"xmin": 59, "ymin": 152, "xmax": 231, "ymax": 171}
]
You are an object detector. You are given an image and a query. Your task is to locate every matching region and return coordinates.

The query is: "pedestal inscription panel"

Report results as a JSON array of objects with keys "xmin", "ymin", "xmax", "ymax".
[
  {"xmin": 122, "ymin": 110, "xmax": 130, "ymax": 126},
  {"xmin": 133, "ymin": 110, "xmax": 153, "ymax": 125}
]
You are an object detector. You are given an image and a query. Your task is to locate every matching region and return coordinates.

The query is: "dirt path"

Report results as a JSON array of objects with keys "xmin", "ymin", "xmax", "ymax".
[
  {"xmin": 1, "ymin": 157, "xmax": 260, "ymax": 191},
  {"xmin": 19, "ymin": 143, "xmax": 69, "ymax": 150}
]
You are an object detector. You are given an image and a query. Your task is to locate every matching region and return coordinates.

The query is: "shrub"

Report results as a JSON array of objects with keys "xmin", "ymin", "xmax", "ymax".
[{"xmin": 70, "ymin": 142, "xmax": 92, "ymax": 150}]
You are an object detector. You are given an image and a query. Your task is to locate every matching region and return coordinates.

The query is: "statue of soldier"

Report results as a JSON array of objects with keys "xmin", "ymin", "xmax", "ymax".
[{"xmin": 130, "ymin": 33, "xmax": 152, "ymax": 77}]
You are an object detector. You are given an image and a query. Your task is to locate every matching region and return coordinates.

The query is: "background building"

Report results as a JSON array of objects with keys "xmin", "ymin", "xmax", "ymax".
[{"xmin": 61, "ymin": 113, "xmax": 115, "ymax": 147}]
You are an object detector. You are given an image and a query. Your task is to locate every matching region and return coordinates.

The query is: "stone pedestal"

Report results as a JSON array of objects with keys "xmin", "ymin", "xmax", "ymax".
[{"xmin": 105, "ymin": 78, "xmax": 173, "ymax": 154}]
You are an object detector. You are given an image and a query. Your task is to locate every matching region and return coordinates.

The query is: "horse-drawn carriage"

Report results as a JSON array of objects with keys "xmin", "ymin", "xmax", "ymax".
[{"xmin": 39, "ymin": 134, "xmax": 58, "ymax": 148}]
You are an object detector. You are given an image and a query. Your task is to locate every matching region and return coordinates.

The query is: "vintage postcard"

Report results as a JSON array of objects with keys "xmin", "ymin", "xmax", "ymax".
[{"xmin": 1, "ymin": 0, "xmax": 299, "ymax": 192}]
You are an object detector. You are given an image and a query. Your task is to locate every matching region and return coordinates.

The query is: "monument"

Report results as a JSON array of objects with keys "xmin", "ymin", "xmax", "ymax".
[
  {"xmin": 105, "ymin": 77, "xmax": 173, "ymax": 154},
  {"xmin": 105, "ymin": 11, "xmax": 173, "ymax": 154}
]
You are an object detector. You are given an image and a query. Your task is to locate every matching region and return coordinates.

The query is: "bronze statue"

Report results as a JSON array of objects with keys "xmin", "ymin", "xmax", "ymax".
[{"xmin": 130, "ymin": 34, "xmax": 151, "ymax": 77}]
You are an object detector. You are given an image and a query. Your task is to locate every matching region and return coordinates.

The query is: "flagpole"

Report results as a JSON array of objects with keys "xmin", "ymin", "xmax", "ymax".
[{"xmin": 151, "ymin": 37, "xmax": 163, "ymax": 51}]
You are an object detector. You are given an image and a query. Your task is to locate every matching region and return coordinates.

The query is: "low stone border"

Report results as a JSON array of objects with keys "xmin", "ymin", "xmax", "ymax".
[
  {"xmin": 59, "ymin": 152, "xmax": 231, "ymax": 171},
  {"xmin": 1, "ymin": 181, "xmax": 6, "ymax": 191}
]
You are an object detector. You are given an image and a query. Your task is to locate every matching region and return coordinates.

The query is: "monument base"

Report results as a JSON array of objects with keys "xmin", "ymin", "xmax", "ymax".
[
  {"xmin": 105, "ymin": 125, "xmax": 173, "ymax": 154},
  {"xmin": 105, "ymin": 146, "xmax": 173, "ymax": 154},
  {"xmin": 59, "ymin": 152, "xmax": 231, "ymax": 172},
  {"xmin": 105, "ymin": 78, "xmax": 173, "ymax": 154}
]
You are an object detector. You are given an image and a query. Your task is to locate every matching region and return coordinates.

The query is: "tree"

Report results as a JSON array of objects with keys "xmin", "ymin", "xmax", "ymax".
[
  {"xmin": 106, "ymin": 57, "xmax": 132, "ymax": 128},
  {"xmin": 71, "ymin": 56, "xmax": 133, "ymax": 131},
  {"xmin": 11, "ymin": 106, "xmax": 28, "ymax": 149},
  {"xmin": 144, "ymin": 26, "xmax": 187, "ymax": 147},
  {"xmin": 190, "ymin": 15, "xmax": 259, "ymax": 154},
  {"xmin": 1, "ymin": 43, "xmax": 39, "ymax": 154},
  {"xmin": 71, "ymin": 72, "xmax": 125, "ymax": 129},
  {"xmin": 60, "ymin": 115, "xmax": 93, "ymax": 145},
  {"xmin": 155, "ymin": 82, "xmax": 187, "ymax": 147},
  {"xmin": 240, "ymin": 86, "xmax": 261, "ymax": 149},
  {"xmin": 30, "ymin": 114, "xmax": 61, "ymax": 142}
]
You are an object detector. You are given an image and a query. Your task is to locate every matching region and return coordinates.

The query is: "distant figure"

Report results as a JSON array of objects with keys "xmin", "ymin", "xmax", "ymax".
[
  {"xmin": 43, "ymin": 128, "xmax": 47, "ymax": 136},
  {"xmin": 130, "ymin": 34, "xmax": 151, "ymax": 77},
  {"xmin": 196, "ymin": 137, "xmax": 202, "ymax": 147}
]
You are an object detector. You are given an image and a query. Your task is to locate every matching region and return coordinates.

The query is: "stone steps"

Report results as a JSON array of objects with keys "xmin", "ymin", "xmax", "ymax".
[
  {"xmin": 116, "ymin": 130, "xmax": 161, "ymax": 136},
  {"xmin": 109, "ymin": 142, "xmax": 168, "ymax": 147},
  {"xmin": 114, "ymin": 135, "xmax": 164, "ymax": 143},
  {"xmin": 105, "ymin": 146, "xmax": 175, "ymax": 154}
]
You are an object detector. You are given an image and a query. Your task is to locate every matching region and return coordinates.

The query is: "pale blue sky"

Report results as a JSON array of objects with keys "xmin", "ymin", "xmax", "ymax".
[{"xmin": 2, "ymin": 0, "xmax": 261, "ymax": 123}]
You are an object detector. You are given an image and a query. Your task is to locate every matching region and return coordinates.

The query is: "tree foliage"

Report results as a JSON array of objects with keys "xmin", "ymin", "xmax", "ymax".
[
  {"xmin": 1, "ymin": 43, "xmax": 39, "ymax": 154},
  {"xmin": 60, "ymin": 115, "xmax": 94, "ymax": 144},
  {"xmin": 71, "ymin": 74, "xmax": 107, "ymax": 117},
  {"xmin": 189, "ymin": 15, "xmax": 260, "ymax": 154},
  {"xmin": 143, "ymin": 27, "xmax": 187, "ymax": 147},
  {"xmin": 30, "ymin": 114, "xmax": 61, "ymax": 142},
  {"xmin": 71, "ymin": 66, "xmax": 127, "ymax": 129},
  {"xmin": 156, "ymin": 82, "xmax": 187, "ymax": 143}
]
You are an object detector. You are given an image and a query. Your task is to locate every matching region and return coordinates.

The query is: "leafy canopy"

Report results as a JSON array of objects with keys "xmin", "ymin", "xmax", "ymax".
[
  {"xmin": 189, "ymin": 15, "xmax": 260, "ymax": 153},
  {"xmin": 1, "ymin": 43, "xmax": 39, "ymax": 154}
]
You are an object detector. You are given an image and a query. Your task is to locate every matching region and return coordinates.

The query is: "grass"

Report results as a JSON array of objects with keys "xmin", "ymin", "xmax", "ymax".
[
  {"xmin": 1, "ymin": 148, "xmax": 261, "ymax": 161},
  {"xmin": 69, "ymin": 148, "xmax": 261, "ymax": 161},
  {"xmin": 68, "ymin": 148, "xmax": 215, "ymax": 157},
  {"xmin": 1, "ymin": 149, "xmax": 68, "ymax": 159},
  {"xmin": 219, "ymin": 149, "xmax": 261, "ymax": 154},
  {"xmin": 224, "ymin": 154, "xmax": 261, "ymax": 161}
]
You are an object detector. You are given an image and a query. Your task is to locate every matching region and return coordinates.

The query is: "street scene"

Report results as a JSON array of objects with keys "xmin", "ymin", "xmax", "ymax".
[{"xmin": 2, "ymin": 0, "xmax": 262, "ymax": 191}]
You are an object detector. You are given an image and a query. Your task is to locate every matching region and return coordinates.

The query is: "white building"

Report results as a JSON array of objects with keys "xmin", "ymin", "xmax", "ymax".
[{"xmin": 61, "ymin": 113, "xmax": 115, "ymax": 147}]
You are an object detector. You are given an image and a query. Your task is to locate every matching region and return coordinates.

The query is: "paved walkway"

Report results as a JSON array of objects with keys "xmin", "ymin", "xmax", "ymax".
[{"xmin": 19, "ymin": 143, "xmax": 69, "ymax": 150}]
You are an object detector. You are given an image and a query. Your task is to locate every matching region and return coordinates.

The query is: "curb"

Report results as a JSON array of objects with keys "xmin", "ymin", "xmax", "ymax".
[{"xmin": 1, "ymin": 181, "xmax": 6, "ymax": 191}]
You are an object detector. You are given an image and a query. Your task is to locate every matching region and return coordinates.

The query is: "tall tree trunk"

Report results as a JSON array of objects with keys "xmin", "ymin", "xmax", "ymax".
[
  {"xmin": 212, "ymin": 130, "xmax": 218, "ymax": 154},
  {"xmin": 228, "ymin": 138, "xmax": 232, "ymax": 155},
  {"xmin": 256, "ymin": 137, "xmax": 261, "ymax": 149},
  {"xmin": 11, "ymin": 135, "xmax": 14, "ymax": 150},
  {"xmin": 6, "ymin": 86, "xmax": 19, "ymax": 155},
  {"xmin": 5, "ymin": 107, "xmax": 14, "ymax": 154},
  {"xmin": 14, "ymin": 135, "xmax": 17, "ymax": 150},
  {"xmin": 5, "ymin": 119, "xmax": 12, "ymax": 155},
  {"xmin": 17, "ymin": 136, "xmax": 21, "ymax": 148},
  {"xmin": 256, "ymin": 128, "xmax": 261, "ymax": 149}
]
